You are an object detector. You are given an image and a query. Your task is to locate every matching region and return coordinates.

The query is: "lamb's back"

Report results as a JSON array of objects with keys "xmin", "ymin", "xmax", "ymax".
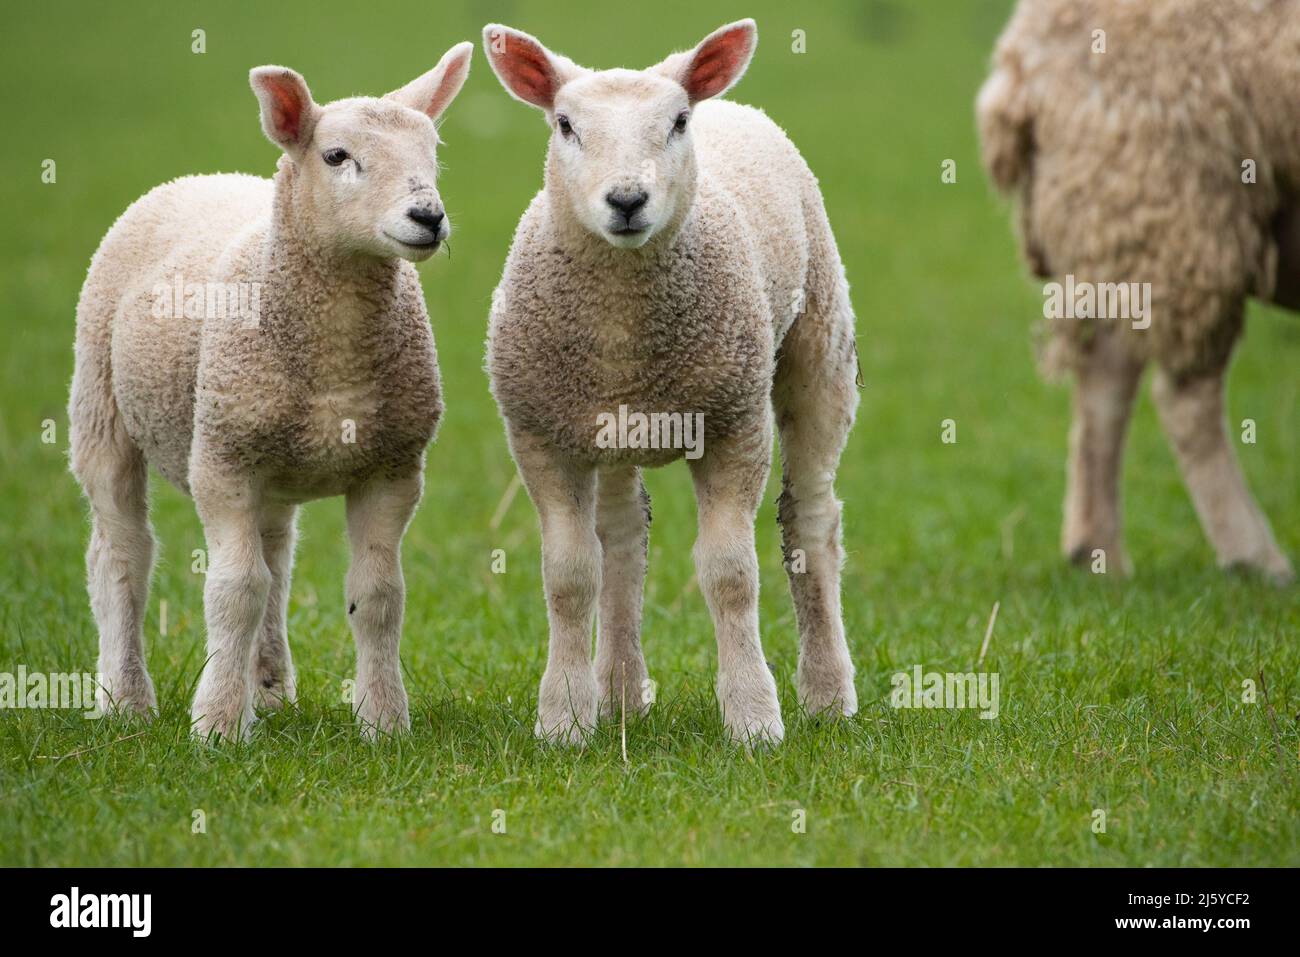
[
  {"xmin": 81, "ymin": 173, "xmax": 271, "ymax": 489},
  {"xmin": 983, "ymin": 0, "xmax": 1300, "ymax": 374},
  {"xmin": 992, "ymin": 0, "xmax": 1295, "ymax": 289},
  {"xmin": 692, "ymin": 100, "xmax": 820, "ymax": 342}
]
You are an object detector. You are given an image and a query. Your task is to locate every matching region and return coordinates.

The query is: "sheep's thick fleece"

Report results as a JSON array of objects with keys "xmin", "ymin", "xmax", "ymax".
[
  {"xmin": 73, "ymin": 166, "xmax": 441, "ymax": 500},
  {"xmin": 489, "ymin": 99, "xmax": 852, "ymax": 459},
  {"xmin": 979, "ymin": 0, "xmax": 1300, "ymax": 377}
]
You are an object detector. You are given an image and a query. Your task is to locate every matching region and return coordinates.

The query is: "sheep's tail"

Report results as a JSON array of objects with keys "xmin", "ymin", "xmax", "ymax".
[{"xmin": 976, "ymin": 61, "xmax": 1034, "ymax": 195}]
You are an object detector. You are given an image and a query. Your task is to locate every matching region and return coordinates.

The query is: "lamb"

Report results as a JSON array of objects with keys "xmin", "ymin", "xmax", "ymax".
[
  {"xmin": 68, "ymin": 43, "xmax": 473, "ymax": 739},
  {"xmin": 978, "ymin": 0, "xmax": 1298, "ymax": 583},
  {"xmin": 482, "ymin": 20, "xmax": 860, "ymax": 746}
]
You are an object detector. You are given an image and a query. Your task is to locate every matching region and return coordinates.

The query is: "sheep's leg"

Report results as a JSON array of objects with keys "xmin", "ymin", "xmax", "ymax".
[
  {"xmin": 689, "ymin": 421, "xmax": 783, "ymax": 747},
  {"xmin": 253, "ymin": 504, "xmax": 297, "ymax": 710},
  {"xmin": 510, "ymin": 427, "xmax": 600, "ymax": 745},
  {"xmin": 345, "ymin": 473, "xmax": 422, "ymax": 737},
  {"xmin": 191, "ymin": 485, "xmax": 270, "ymax": 741},
  {"xmin": 772, "ymin": 307, "xmax": 859, "ymax": 718},
  {"xmin": 1061, "ymin": 332, "xmax": 1145, "ymax": 572},
  {"xmin": 594, "ymin": 466, "xmax": 652, "ymax": 720},
  {"xmin": 71, "ymin": 430, "xmax": 157, "ymax": 716},
  {"xmin": 1152, "ymin": 364, "xmax": 1293, "ymax": 583}
]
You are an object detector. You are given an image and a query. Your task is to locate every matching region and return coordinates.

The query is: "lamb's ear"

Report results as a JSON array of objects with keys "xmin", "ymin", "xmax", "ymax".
[
  {"xmin": 386, "ymin": 42, "xmax": 473, "ymax": 121},
  {"xmin": 482, "ymin": 23, "xmax": 579, "ymax": 111},
  {"xmin": 250, "ymin": 66, "xmax": 319, "ymax": 152},
  {"xmin": 658, "ymin": 19, "xmax": 758, "ymax": 104}
]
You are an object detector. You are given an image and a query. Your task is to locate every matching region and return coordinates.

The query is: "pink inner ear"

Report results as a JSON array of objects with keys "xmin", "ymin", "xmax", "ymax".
[
  {"xmin": 686, "ymin": 29, "xmax": 751, "ymax": 101},
  {"xmin": 497, "ymin": 38, "xmax": 556, "ymax": 106},
  {"xmin": 425, "ymin": 59, "xmax": 467, "ymax": 119},
  {"xmin": 264, "ymin": 77, "xmax": 305, "ymax": 141}
]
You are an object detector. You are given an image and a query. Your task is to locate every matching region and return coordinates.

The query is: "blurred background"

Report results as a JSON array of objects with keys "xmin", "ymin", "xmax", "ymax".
[{"xmin": 0, "ymin": 0, "xmax": 1296, "ymax": 866}]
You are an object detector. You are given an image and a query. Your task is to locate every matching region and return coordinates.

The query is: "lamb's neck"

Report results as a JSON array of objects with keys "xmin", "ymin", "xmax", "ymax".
[{"xmin": 260, "ymin": 166, "xmax": 403, "ymax": 349}]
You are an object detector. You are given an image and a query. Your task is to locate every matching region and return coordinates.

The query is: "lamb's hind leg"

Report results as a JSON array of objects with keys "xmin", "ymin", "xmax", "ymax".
[
  {"xmin": 70, "ymin": 420, "xmax": 156, "ymax": 716},
  {"xmin": 771, "ymin": 297, "xmax": 859, "ymax": 717},
  {"xmin": 1152, "ymin": 358, "xmax": 1293, "ymax": 583},
  {"xmin": 594, "ymin": 467, "xmax": 652, "ymax": 720},
  {"xmin": 254, "ymin": 504, "xmax": 297, "ymax": 710}
]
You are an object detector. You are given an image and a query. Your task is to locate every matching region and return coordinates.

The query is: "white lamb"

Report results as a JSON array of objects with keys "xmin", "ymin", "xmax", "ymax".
[
  {"xmin": 483, "ymin": 20, "xmax": 860, "ymax": 746},
  {"xmin": 68, "ymin": 44, "xmax": 473, "ymax": 740}
]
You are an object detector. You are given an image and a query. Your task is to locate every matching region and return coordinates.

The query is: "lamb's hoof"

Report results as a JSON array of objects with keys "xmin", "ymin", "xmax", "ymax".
[
  {"xmin": 354, "ymin": 680, "xmax": 410, "ymax": 739},
  {"xmin": 718, "ymin": 667, "xmax": 784, "ymax": 749},
  {"xmin": 190, "ymin": 705, "xmax": 256, "ymax": 743},
  {"xmin": 536, "ymin": 667, "xmax": 598, "ymax": 746},
  {"xmin": 534, "ymin": 715, "xmax": 594, "ymax": 747},
  {"xmin": 96, "ymin": 672, "xmax": 157, "ymax": 719},
  {"xmin": 1065, "ymin": 542, "xmax": 1132, "ymax": 576},
  {"xmin": 723, "ymin": 711, "xmax": 785, "ymax": 750},
  {"xmin": 1222, "ymin": 553, "xmax": 1295, "ymax": 587},
  {"xmin": 254, "ymin": 672, "xmax": 297, "ymax": 711},
  {"xmin": 596, "ymin": 663, "xmax": 654, "ymax": 722},
  {"xmin": 1268, "ymin": 566, "xmax": 1296, "ymax": 588},
  {"xmin": 798, "ymin": 668, "xmax": 858, "ymax": 718},
  {"xmin": 357, "ymin": 708, "xmax": 411, "ymax": 740}
]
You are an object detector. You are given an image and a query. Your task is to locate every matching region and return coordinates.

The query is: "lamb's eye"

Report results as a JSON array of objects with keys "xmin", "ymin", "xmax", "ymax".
[
  {"xmin": 556, "ymin": 115, "xmax": 573, "ymax": 138},
  {"xmin": 322, "ymin": 148, "xmax": 350, "ymax": 167},
  {"xmin": 673, "ymin": 111, "xmax": 689, "ymax": 135}
]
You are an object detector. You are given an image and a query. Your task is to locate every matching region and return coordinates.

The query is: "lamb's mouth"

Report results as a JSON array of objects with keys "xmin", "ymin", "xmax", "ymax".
[
  {"xmin": 385, "ymin": 233, "xmax": 441, "ymax": 251},
  {"xmin": 609, "ymin": 226, "xmax": 646, "ymax": 237}
]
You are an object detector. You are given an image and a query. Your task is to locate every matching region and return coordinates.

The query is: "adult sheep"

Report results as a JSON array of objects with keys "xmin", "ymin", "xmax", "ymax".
[
  {"xmin": 483, "ymin": 20, "xmax": 860, "ymax": 746},
  {"xmin": 69, "ymin": 45, "xmax": 473, "ymax": 739},
  {"xmin": 978, "ymin": 0, "xmax": 1297, "ymax": 582}
]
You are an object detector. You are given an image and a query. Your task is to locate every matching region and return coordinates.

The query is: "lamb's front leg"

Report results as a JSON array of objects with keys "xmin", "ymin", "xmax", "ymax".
[
  {"xmin": 191, "ymin": 480, "xmax": 271, "ymax": 741},
  {"xmin": 689, "ymin": 422, "xmax": 783, "ymax": 747},
  {"xmin": 345, "ymin": 473, "xmax": 423, "ymax": 737},
  {"xmin": 509, "ymin": 428, "xmax": 601, "ymax": 745}
]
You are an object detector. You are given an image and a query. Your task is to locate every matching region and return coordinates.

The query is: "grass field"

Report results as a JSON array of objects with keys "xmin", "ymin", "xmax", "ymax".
[{"xmin": 1, "ymin": 0, "xmax": 1297, "ymax": 867}]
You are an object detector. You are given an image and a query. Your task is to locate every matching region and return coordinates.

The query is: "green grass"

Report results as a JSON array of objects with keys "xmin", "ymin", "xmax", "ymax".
[{"xmin": 1, "ymin": 0, "xmax": 1297, "ymax": 866}]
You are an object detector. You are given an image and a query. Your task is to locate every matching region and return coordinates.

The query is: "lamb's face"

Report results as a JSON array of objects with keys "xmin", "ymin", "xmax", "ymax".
[
  {"xmin": 250, "ymin": 45, "xmax": 472, "ymax": 263},
  {"xmin": 301, "ymin": 101, "xmax": 449, "ymax": 262},
  {"xmin": 484, "ymin": 20, "xmax": 757, "ymax": 251},
  {"xmin": 549, "ymin": 72, "xmax": 695, "ymax": 249}
]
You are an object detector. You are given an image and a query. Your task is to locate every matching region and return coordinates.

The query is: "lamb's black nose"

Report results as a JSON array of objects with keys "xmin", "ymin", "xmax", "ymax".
[
  {"xmin": 407, "ymin": 207, "xmax": 445, "ymax": 232},
  {"xmin": 605, "ymin": 190, "xmax": 648, "ymax": 218}
]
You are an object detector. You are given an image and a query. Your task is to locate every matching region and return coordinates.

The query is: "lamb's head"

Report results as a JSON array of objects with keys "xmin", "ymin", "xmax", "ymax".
[
  {"xmin": 250, "ymin": 43, "xmax": 472, "ymax": 262},
  {"xmin": 483, "ymin": 20, "xmax": 756, "ymax": 250}
]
